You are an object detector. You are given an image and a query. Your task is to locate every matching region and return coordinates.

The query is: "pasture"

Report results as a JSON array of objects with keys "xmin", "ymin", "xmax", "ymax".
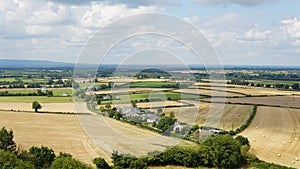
[{"xmin": 0, "ymin": 96, "xmax": 72, "ymax": 103}]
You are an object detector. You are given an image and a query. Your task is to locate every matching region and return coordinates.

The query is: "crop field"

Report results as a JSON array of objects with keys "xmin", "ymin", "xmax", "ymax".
[
  {"xmin": 240, "ymin": 107, "xmax": 300, "ymax": 168},
  {"xmin": 206, "ymin": 95, "xmax": 300, "ymax": 108},
  {"xmin": 0, "ymin": 111, "xmax": 110, "ymax": 164},
  {"xmin": 200, "ymin": 86, "xmax": 299, "ymax": 96},
  {"xmin": 137, "ymin": 101, "xmax": 188, "ymax": 108},
  {"xmin": 155, "ymin": 101, "xmax": 252, "ymax": 130},
  {"xmin": 0, "ymin": 102, "xmax": 75, "ymax": 112},
  {"xmin": 76, "ymin": 111, "xmax": 189, "ymax": 157},
  {"xmin": 172, "ymin": 88, "xmax": 244, "ymax": 97},
  {"xmin": 0, "ymin": 96, "xmax": 72, "ymax": 103}
]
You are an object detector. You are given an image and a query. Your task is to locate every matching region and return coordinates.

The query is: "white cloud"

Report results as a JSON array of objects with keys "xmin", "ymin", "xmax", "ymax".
[
  {"xmin": 0, "ymin": 0, "xmax": 161, "ymax": 62},
  {"xmin": 192, "ymin": 0, "xmax": 273, "ymax": 6},
  {"xmin": 80, "ymin": 3, "xmax": 159, "ymax": 29}
]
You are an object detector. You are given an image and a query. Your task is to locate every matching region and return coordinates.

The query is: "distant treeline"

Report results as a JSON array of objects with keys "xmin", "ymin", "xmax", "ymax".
[{"xmin": 0, "ymin": 90, "xmax": 53, "ymax": 97}]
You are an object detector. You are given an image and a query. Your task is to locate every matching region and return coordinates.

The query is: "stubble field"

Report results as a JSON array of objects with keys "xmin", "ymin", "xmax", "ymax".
[{"xmin": 240, "ymin": 106, "xmax": 300, "ymax": 168}]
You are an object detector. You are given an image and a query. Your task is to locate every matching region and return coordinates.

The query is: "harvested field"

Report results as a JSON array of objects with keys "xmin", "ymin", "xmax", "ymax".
[
  {"xmin": 0, "ymin": 111, "xmax": 110, "ymax": 164},
  {"xmin": 152, "ymin": 101, "xmax": 252, "ymax": 130},
  {"xmin": 136, "ymin": 101, "xmax": 188, "ymax": 108},
  {"xmin": 172, "ymin": 88, "xmax": 243, "ymax": 97},
  {"xmin": 200, "ymin": 86, "xmax": 299, "ymax": 96},
  {"xmin": 205, "ymin": 95, "xmax": 300, "ymax": 108},
  {"xmin": 108, "ymin": 101, "xmax": 190, "ymax": 109},
  {"xmin": 77, "ymin": 113, "xmax": 187, "ymax": 157},
  {"xmin": 240, "ymin": 107, "xmax": 300, "ymax": 168},
  {"xmin": 0, "ymin": 102, "xmax": 75, "ymax": 113}
]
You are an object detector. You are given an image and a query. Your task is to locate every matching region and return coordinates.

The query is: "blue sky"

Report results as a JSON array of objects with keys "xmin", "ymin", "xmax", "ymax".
[{"xmin": 0, "ymin": 0, "xmax": 300, "ymax": 65}]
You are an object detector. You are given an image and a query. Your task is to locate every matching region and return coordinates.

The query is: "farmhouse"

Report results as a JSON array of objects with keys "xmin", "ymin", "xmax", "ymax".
[
  {"xmin": 62, "ymin": 93, "xmax": 68, "ymax": 97},
  {"xmin": 145, "ymin": 114, "xmax": 160, "ymax": 123},
  {"xmin": 117, "ymin": 107, "xmax": 140, "ymax": 117},
  {"xmin": 173, "ymin": 121, "xmax": 189, "ymax": 133},
  {"xmin": 103, "ymin": 95, "xmax": 112, "ymax": 100}
]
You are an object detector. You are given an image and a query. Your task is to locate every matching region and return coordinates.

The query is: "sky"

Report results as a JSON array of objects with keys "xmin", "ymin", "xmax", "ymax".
[{"xmin": 0, "ymin": 0, "xmax": 300, "ymax": 65}]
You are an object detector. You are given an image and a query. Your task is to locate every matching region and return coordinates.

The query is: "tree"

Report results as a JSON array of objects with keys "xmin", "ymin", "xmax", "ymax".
[
  {"xmin": 99, "ymin": 106, "xmax": 105, "ymax": 112},
  {"xmin": 235, "ymin": 135, "xmax": 249, "ymax": 146},
  {"xmin": 129, "ymin": 159, "xmax": 147, "ymax": 169},
  {"xmin": 131, "ymin": 101, "xmax": 137, "ymax": 108},
  {"xmin": 203, "ymin": 134, "xmax": 242, "ymax": 168},
  {"xmin": 292, "ymin": 83, "xmax": 299, "ymax": 90},
  {"xmin": 105, "ymin": 103, "xmax": 111, "ymax": 109},
  {"xmin": 0, "ymin": 127, "xmax": 16, "ymax": 152},
  {"xmin": 46, "ymin": 91, "xmax": 53, "ymax": 97},
  {"xmin": 51, "ymin": 156, "xmax": 93, "ymax": 169},
  {"xmin": 93, "ymin": 157, "xmax": 111, "ymax": 169},
  {"xmin": 170, "ymin": 111, "xmax": 175, "ymax": 118},
  {"xmin": 32, "ymin": 101, "xmax": 42, "ymax": 112},
  {"xmin": 156, "ymin": 116, "xmax": 176, "ymax": 132},
  {"xmin": 157, "ymin": 108, "xmax": 163, "ymax": 114},
  {"xmin": 0, "ymin": 150, "xmax": 34, "ymax": 169},
  {"xmin": 29, "ymin": 146, "xmax": 56, "ymax": 169}
]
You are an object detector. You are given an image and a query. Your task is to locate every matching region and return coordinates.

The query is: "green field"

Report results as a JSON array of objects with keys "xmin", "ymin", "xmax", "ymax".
[
  {"xmin": 0, "ymin": 89, "xmax": 72, "ymax": 96},
  {"xmin": 251, "ymin": 80, "xmax": 299, "ymax": 86},
  {"xmin": 0, "ymin": 96, "xmax": 73, "ymax": 103},
  {"xmin": 128, "ymin": 81, "xmax": 177, "ymax": 88},
  {"xmin": 0, "ymin": 77, "xmax": 16, "ymax": 82}
]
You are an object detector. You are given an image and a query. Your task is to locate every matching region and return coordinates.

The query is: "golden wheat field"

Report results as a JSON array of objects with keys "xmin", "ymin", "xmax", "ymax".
[{"xmin": 240, "ymin": 106, "xmax": 300, "ymax": 168}]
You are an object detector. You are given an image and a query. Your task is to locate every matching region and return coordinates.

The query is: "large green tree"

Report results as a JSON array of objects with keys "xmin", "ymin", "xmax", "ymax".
[
  {"xmin": 32, "ymin": 101, "xmax": 42, "ymax": 112},
  {"xmin": 0, "ymin": 127, "xmax": 16, "ymax": 152},
  {"xmin": 29, "ymin": 146, "xmax": 56, "ymax": 169}
]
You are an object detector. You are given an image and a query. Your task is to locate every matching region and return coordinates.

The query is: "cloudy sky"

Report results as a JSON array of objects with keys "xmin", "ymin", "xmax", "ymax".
[{"xmin": 0, "ymin": 0, "xmax": 300, "ymax": 65}]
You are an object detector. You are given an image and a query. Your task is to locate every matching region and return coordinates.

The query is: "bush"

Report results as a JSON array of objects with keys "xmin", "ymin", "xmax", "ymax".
[
  {"xmin": 0, "ymin": 150, "xmax": 34, "ymax": 169},
  {"xmin": 93, "ymin": 157, "xmax": 111, "ymax": 169},
  {"xmin": 50, "ymin": 157, "xmax": 93, "ymax": 169},
  {"xmin": 29, "ymin": 146, "xmax": 56, "ymax": 169}
]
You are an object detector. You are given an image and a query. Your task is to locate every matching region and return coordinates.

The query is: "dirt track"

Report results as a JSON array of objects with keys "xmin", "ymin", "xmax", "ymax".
[{"xmin": 240, "ymin": 106, "xmax": 300, "ymax": 168}]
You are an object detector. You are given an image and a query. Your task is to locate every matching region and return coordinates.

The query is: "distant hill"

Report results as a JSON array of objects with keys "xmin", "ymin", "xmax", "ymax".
[{"xmin": 0, "ymin": 59, "xmax": 74, "ymax": 68}]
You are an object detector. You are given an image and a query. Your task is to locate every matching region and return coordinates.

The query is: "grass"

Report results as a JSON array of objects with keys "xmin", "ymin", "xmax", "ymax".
[
  {"xmin": 51, "ymin": 89, "xmax": 73, "ymax": 96},
  {"xmin": 128, "ymin": 81, "xmax": 177, "ymax": 88},
  {"xmin": 0, "ymin": 77, "xmax": 16, "ymax": 82},
  {"xmin": 251, "ymin": 79, "xmax": 299, "ymax": 86},
  {"xmin": 0, "ymin": 89, "xmax": 73, "ymax": 96},
  {"xmin": 0, "ymin": 96, "xmax": 73, "ymax": 103}
]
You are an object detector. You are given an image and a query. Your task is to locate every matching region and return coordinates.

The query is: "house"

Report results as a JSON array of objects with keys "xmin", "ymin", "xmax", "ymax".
[
  {"xmin": 41, "ymin": 86, "xmax": 48, "ymax": 91},
  {"xmin": 62, "ymin": 93, "xmax": 68, "ymax": 97},
  {"xmin": 146, "ymin": 114, "xmax": 160, "ymax": 123},
  {"xmin": 117, "ymin": 107, "xmax": 140, "ymax": 117},
  {"xmin": 195, "ymin": 129, "xmax": 211, "ymax": 136},
  {"xmin": 103, "ymin": 95, "xmax": 112, "ymax": 100},
  {"xmin": 173, "ymin": 121, "xmax": 186, "ymax": 132}
]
